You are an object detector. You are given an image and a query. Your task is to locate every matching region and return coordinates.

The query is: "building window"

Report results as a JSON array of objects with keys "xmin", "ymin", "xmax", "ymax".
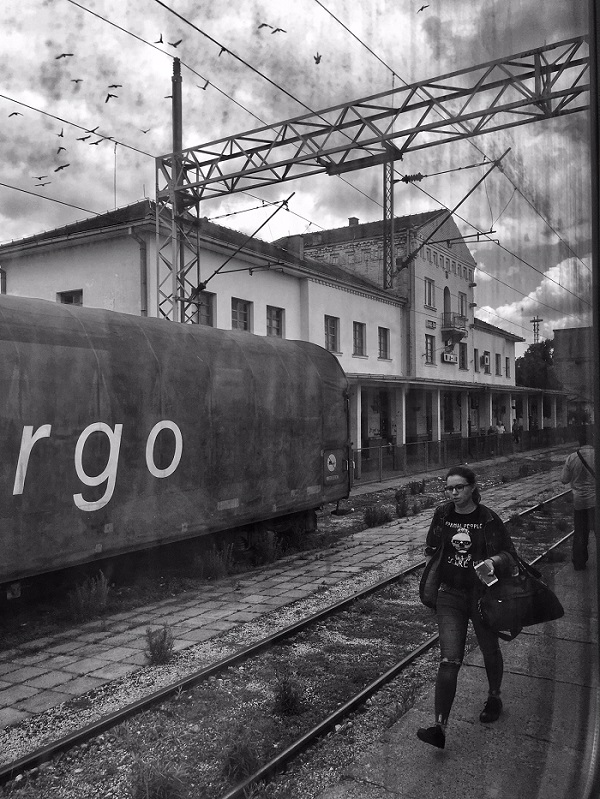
[
  {"xmin": 458, "ymin": 292, "xmax": 467, "ymax": 318},
  {"xmin": 324, "ymin": 315, "xmax": 340, "ymax": 352},
  {"xmin": 194, "ymin": 290, "xmax": 214, "ymax": 326},
  {"xmin": 378, "ymin": 327, "xmax": 390, "ymax": 359},
  {"xmin": 484, "ymin": 350, "xmax": 491, "ymax": 374},
  {"xmin": 446, "ymin": 258, "xmax": 451, "ymax": 271},
  {"xmin": 426, "ymin": 247, "xmax": 431, "ymax": 262},
  {"xmin": 231, "ymin": 297, "xmax": 252, "ymax": 331},
  {"xmin": 505, "ymin": 356, "xmax": 511, "ymax": 378},
  {"xmin": 474, "ymin": 348, "xmax": 479, "ymax": 372},
  {"xmin": 424, "ymin": 277, "xmax": 435, "ymax": 308},
  {"xmin": 495, "ymin": 353, "xmax": 502, "ymax": 375},
  {"xmin": 353, "ymin": 321, "xmax": 366, "ymax": 356},
  {"xmin": 433, "ymin": 252, "xmax": 438, "ymax": 267},
  {"xmin": 57, "ymin": 289, "xmax": 83, "ymax": 305},
  {"xmin": 266, "ymin": 305, "xmax": 284, "ymax": 337},
  {"xmin": 425, "ymin": 334, "xmax": 435, "ymax": 364},
  {"xmin": 0, "ymin": 268, "xmax": 6, "ymax": 295},
  {"xmin": 459, "ymin": 342, "xmax": 468, "ymax": 369}
]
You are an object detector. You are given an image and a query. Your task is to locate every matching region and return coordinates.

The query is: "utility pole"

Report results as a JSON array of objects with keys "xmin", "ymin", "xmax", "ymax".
[
  {"xmin": 172, "ymin": 58, "xmax": 183, "ymax": 322},
  {"xmin": 530, "ymin": 316, "xmax": 543, "ymax": 343}
]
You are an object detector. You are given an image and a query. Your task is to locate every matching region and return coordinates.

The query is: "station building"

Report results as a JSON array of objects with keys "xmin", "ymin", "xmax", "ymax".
[{"xmin": 0, "ymin": 200, "xmax": 568, "ymax": 480}]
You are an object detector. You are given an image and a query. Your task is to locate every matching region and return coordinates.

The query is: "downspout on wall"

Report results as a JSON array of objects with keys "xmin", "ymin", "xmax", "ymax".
[{"xmin": 128, "ymin": 228, "xmax": 148, "ymax": 316}]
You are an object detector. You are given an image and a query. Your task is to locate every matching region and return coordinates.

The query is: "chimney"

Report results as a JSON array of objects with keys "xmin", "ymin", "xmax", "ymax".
[{"xmin": 348, "ymin": 217, "xmax": 359, "ymax": 227}]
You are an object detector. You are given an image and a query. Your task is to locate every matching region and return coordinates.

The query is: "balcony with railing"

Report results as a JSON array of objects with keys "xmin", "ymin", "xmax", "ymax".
[{"xmin": 441, "ymin": 312, "xmax": 468, "ymax": 340}]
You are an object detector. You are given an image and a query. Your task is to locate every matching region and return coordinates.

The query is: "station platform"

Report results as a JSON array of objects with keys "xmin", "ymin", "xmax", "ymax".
[{"xmin": 316, "ymin": 547, "xmax": 599, "ymax": 799}]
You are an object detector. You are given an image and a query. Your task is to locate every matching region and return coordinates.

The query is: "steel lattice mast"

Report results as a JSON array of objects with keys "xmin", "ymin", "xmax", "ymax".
[{"xmin": 156, "ymin": 36, "xmax": 589, "ymax": 320}]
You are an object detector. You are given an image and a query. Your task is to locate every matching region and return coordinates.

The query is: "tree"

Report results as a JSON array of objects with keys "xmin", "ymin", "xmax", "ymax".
[{"xmin": 515, "ymin": 339, "xmax": 562, "ymax": 390}]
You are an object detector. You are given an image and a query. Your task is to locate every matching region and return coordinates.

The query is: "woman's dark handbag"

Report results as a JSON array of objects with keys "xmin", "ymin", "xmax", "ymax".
[{"xmin": 477, "ymin": 556, "xmax": 564, "ymax": 641}]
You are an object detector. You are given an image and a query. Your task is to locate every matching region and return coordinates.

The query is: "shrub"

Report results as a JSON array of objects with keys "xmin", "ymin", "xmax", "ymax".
[
  {"xmin": 221, "ymin": 725, "xmax": 261, "ymax": 781},
  {"xmin": 131, "ymin": 757, "xmax": 187, "ymax": 799},
  {"xmin": 407, "ymin": 480, "xmax": 425, "ymax": 495},
  {"xmin": 411, "ymin": 500, "xmax": 421, "ymax": 515},
  {"xmin": 273, "ymin": 672, "xmax": 305, "ymax": 716},
  {"xmin": 500, "ymin": 474, "xmax": 510, "ymax": 483},
  {"xmin": 145, "ymin": 624, "xmax": 174, "ymax": 665},
  {"xmin": 394, "ymin": 487, "xmax": 408, "ymax": 503},
  {"xmin": 364, "ymin": 504, "xmax": 394, "ymax": 527},
  {"xmin": 68, "ymin": 571, "xmax": 110, "ymax": 622},
  {"xmin": 395, "ymin": 499, "xmax": 409, "ymax": 519},
  {"xmin": 518, "ymin": 464, "xmax": 532, "ymax": 478},
  {"xmin": 508, "ymin": 513, "xmax": 524, "ymax": 527}
]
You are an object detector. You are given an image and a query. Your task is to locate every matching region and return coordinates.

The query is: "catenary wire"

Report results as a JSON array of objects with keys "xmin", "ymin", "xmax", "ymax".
[{"xmin": 312, "ymin": 0, "xmax": 590, "ymax": 275}]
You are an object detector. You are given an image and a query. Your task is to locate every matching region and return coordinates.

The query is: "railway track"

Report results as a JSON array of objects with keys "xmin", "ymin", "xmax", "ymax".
[{"xmin": 0, "ymin": 488, "xmax": 575, "ymax": 798}]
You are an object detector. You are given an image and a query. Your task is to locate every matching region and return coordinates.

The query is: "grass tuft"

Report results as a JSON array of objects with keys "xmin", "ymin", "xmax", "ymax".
[
  {"xmin": 273, "ymin": 672, "xmax": 305, "ymax": 716},
  {"xmin": 221, "ymin": 725, "xmax": 261, "ymax": 781},
  {"xmin": 131, "ymin": 757, "xmax": 187, "ymax": 799},
  {"xmin": 67, "ymin": 571, "xmax": 110, "ymax": 622},
  {"xmin": 196, "ymin": 544, "xmax": 234, "ymax": 580},
  {"xmin": 145, "ymin": 624, "xmax": 174, "ymax": 665}
]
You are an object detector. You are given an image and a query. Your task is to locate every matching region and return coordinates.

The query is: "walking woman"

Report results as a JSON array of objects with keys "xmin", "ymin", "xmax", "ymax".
[{"xmin": 417, "ymin": 466, "xmax": 519, "ymax": 749}]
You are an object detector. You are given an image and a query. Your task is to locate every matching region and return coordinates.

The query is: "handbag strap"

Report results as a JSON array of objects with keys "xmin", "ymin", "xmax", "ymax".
[{"xmin": 577, "ymin": 449, "xmax": 596, "ymax": 478}]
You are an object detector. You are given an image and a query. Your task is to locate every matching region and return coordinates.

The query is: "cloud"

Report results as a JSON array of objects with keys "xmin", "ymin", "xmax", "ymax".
[{"xmin": 476, "ymin": 254, "xmax": 592, "ymax": 344}]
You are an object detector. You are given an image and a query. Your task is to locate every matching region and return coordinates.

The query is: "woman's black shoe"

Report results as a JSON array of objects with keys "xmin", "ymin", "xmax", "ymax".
[
  {"xmin": 479, "ymin": 695, "xmax": 502, "ymax": 723},
  {"xmin": 417, "ymin": 725, "xmax": 445, "ymax": 748}
]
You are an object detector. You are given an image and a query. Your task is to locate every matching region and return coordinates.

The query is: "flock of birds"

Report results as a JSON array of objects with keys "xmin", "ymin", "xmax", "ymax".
[{"xmin": 7, "ymin": 6, "xmax": 432, "ymax": 193}]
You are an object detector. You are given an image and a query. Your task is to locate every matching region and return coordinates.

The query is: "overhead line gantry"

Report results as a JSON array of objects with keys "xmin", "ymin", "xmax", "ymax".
[{"xmin": 156, "ymin": 36, "xmax": 589, "ymax": 321}]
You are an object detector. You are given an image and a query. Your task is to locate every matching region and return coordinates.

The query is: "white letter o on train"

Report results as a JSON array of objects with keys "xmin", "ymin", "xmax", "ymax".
[{"xmin": 145, "ymin": 420, "xmax": 183, "ymax": 478}]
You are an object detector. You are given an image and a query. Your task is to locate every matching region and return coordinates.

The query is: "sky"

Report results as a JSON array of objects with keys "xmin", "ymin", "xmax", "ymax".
[{"xmin": 0, "ymin": 0, "xmax": 592, "ymax": 352}]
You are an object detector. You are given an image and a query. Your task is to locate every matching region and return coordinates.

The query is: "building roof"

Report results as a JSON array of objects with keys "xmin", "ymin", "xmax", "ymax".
[
  {"xmin": 284, "ymin": 209, "xmax": 477, "ymax": 268},
  {"xmin": 0, "ymin": 200, "xmax": 399, "ymax": 302},
  {"xmin": 473, "ymin": 316, "xmax": 525, "ymax": 343}
]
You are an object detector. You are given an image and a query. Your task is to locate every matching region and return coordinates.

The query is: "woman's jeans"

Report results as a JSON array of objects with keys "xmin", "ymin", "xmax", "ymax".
[{"xmin": 434, "ymin": 585, "xmax": 503, "ymax": 725}]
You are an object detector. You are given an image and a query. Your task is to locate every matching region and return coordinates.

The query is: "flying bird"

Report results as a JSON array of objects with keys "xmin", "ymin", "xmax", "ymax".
[
  {"xmin": 89, "ymin": 139, "xmax": 103, "ymax": 145},
  {"xmin": 71, "ymin": 79, "xmax": 83, "ymax": 84},
  {"xmin": 198, "ymin": 80, "xmax": 209, "ymax": 90},
  {"xmin": 271, "ymin": 27, "xmax": 286, "ymax": 34},
  {"xmin": 36, "ymin": 182, "xmax": 51, "ymax": 187},
  {"xmin": 154, "ymin": 34, "xmax": 163, "ymax": 43},
  {"xmin": 57, "ymin": 146, "xmax": 66, "ymax": 154},
  {"xmin": 105, "ymin": 93, "xmax": 118, "ymax": 103},
  {"xmin": 55, "ymin": 53, "xmax": 74, "ymax": 59},
  {"xmin": 257, "ymin": 23, "xmax": 272, "ymax": 29},
  {"xmin": 32, "ymin": 175, "xmax": 47, "ymax": 181},
  {"xmin": 314, "ymin": 53, "xmax": 322, "ymax": 64},
  {"xmin": 108, "ymin": 84, "xmax": 122, "ymax": 88},
  {"xmin": 77, "ymin": 134, "xmax": 91, "ymax": 141},
  {"xmin": 140, "ymin": 128, "xmax": 151, "ymax": 134},
  {"xmin": 57, "ymin": 128, "xmax": 64, "ymax": 137},
  {"xmin": 219, "ymin": 46, "xmax": 228, "ymax": 56},
  {"xmin": 8, "ymin": 112, "xmax": 22, "ymax": 117},
  {"xmin": 168, "ymin": 39, "xmax": 182, "ymax": 47},
  {"xmin": 86, "ymin": 126, "xmax": 99, "ymax": 134},
  {"xmin": 54, "ymin": 164, "xmax": 70, "ymax": 171},
  {"xmin": 164, "ymin": 94, "xmax": 172, "ymax": 99},
  {"xmin": 417, "ymin": 4, "xmax": 429, "ymax": 10}
]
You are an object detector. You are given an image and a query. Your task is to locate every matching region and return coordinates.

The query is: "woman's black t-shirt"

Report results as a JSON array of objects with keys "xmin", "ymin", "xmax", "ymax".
[{"xmin": 439, "ymin": 506, "xmax": 486, "ymax": 591}]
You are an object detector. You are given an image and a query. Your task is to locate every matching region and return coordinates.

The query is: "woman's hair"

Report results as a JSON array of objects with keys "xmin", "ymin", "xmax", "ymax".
[{"xmin": 446, "ymin": 465, "xmax": 481, "ymax": 504}]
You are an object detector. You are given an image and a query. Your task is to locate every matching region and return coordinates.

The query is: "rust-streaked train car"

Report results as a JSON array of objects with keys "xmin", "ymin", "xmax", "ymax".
[{"xmin": 0, "ymin": 296, "xmax": 351, "ymax": 585}]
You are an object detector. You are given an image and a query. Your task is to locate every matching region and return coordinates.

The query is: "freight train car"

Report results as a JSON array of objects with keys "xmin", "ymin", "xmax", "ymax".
[{"xmin": 0, "ymin": 296, "xmax": 351, "ymax": 587}]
